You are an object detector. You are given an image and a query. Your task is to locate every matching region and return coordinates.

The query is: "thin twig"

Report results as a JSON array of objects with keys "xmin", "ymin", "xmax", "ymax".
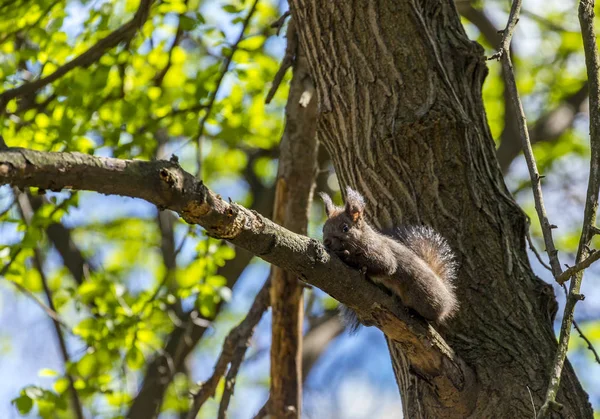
[
  {"xmin": 153, "ymin": 0, "xmax": 187, "ymax": 86},
  {"xmin": 526, "ymin": 230, "xmax": 552, "ymax": 272},
  {"xmin": 489, "ymin": 1, "xmax": 600, "ymax": 416},
  {"xmin": 15, "ymin": 193, "xmax": 84, "ymax": 419},
  {"xmin": 562, "ymin": 284, "xmax": 600, "ymax": 364},
  {"xmin": 217, "ymin": 343, "xmax": 246, "ymax": 419},
  {"xmin": 491, "ymin": 0, "xmax": 563, "ymax": 280},
  {"xmin": 193, "ymin": 0, "xmax": 261, "ymax": 177},
  {"xmin": 536, "ymin": 0, "xmax": 600, "ymax": 416},
  {"xmin": 186, "ymin": 278, "xmax": 271, "ymax": 419},
  {"xmin": 1, "ymin": 246, "xmax": 70, "ymax": 328},
  {"xmin": 265, "ymin": 19, "xmax": 297, "ymax": 104},
  {"xmin": 34, "ymin": 248, "xmax": 85, "ymax": 419},
  {"xmin": 270, "ymin": 10, "xmax": 290, "ymax": 35},
  {"xmin": 556, "ymin": 249, "xmax": 600, "ymax": 284},
  {"xmin": 526, "ymin": 385, "xmax": 537, "ymax": 418}
]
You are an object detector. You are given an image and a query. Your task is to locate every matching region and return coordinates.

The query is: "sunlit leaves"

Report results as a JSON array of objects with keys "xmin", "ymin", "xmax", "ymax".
[
  {"xmin": 11, "ymin": 386, "xmax": 67, "ymax": 418},
  {"xmin": 2, "ymin": 0, "xmax": 282, "ymax": 416}
]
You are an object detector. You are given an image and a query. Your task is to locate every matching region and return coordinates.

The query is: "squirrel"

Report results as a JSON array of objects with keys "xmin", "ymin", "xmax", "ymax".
[{"xmin": 320, "ymin": 187, "xmax": 459, "ymax": 329}]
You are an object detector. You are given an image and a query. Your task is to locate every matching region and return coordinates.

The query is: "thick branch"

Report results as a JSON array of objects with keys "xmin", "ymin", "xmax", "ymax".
[
  {"xmin": 0, "ymin": 147, "xmax": 475, "ymax": 407},
  {"xmin": 0, "ymin": 0, "xmax": 153, "ymax": 110}
]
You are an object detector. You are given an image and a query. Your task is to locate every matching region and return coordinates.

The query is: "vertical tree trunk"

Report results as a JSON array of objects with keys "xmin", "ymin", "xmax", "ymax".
[
  {"xmin": 269, "ymin": 20, "xmax": 319, "ymax": 418},
  {"xmin": 289, "ymin": 0, "xmax": 593, "ymax": 417}
]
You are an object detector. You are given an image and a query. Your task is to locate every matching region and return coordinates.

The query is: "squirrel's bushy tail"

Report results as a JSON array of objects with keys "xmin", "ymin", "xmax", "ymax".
[
  {"xmin": 339, "ymin": 225, "xmax": 459, "ymax": 331},
  {"xmin": 394, "ymin": 225, "xmax": 459, "ymax": 320}
]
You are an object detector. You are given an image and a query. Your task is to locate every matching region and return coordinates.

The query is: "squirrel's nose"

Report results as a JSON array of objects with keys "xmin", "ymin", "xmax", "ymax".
[{"xmin": 324, "ymin": 238, "xmax": 332, "ymax": 248}]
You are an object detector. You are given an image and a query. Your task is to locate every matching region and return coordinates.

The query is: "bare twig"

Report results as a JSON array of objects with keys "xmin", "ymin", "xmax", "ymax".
[
  {"xmin": 561, "ymin": 284, "xmax": 600, "ymax": 364},
  {"xmin": 270, "ymin": 11, "xmax": 290, "ymax": 35},
  {"xmin": 1, "ymin": 246, "xmax": 70, "ymax": 328},
  {"xmin": 491, "ymin": 0, "xmax": 563, "ymax": 279},
  {"xmin": 537, "ymin": 0, "xmax": 600, "ymax": 416},
  {"xmin": 489, "ymin": 0, "xmax": 600, "ymax": 416},
  {"xmin": 556, "ymin": 249, "xmax": 600, "ymax": 283},
  {"xmin": 193, "ymin": 0, "xmax": 260, "ymax": 177},
  {"xmin": 0, "ymin": 0, "xmax": 154, "ymax": 111},
  {"xmin": 186, "ymin": 278, "xmax": 271, "ymax": 419},
  {"xmin": 526, "ymin": 231, "xmax": 553, "ymax": 272},
  {"xmin": 265, "ymin": 19, "xmax": 297, "ymax": 104},
  {"xmin": 526, "ymin": 385, "xmax": 537, "ymax": 418},
  {"xmin": 216, "ymin": 342, "xmax": 246, "ymax": 419}
]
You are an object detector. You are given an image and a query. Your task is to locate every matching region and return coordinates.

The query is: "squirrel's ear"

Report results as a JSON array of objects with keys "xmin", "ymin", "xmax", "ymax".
[
  {"xmin": 345, "ymin": 187, "xmax": 365, "ymax": 222},
  {"xmin": 319, "ymin": 192, "xmax": 335, "ymax": 217}
]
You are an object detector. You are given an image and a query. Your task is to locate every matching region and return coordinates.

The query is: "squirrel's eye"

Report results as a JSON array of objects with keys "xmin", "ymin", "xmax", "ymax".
[{"xmin": 342, "ymin": 224, "xmax": 349, "ymax": 233}]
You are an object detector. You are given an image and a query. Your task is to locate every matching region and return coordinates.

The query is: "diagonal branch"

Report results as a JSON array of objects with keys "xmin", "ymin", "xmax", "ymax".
[
  {"xmin": 459, "ymin": 2, "xmax": 589, "ymax": 172},
  {"xmin": 187, "ymin": 277, "xmax": 271, "ymax": 418},
  {"xmin": 16, "ymin": 193, "xmax": 84, "ymax": 419},
  {"xmin": 556, "ymin": 249, "xmax": 600, "ymax": 284},
  {"xmin": 0, "ymin": 0, "xmax": 153, "ymax": 110},
  {"xmin": 491, "ymin": 0, "xmax": 563, "ymax": 279},
  {"xmin": 193, "ymin": 0, "xmax": 260, "ymax": 175},
  {"xmin": 0, "ymin": 146, "xmax": 476, "ymax": 408},
  {"xmin": 28, "ymin": 194, "xmax": 92, "ymax": 284}
]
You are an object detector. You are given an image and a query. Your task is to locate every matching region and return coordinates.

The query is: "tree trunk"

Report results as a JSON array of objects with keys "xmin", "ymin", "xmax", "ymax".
[
  {"xmin": 269, "ymin": 20, "xmax": 319, "ymax": 418},
  {"xmin": 289, "ymin": 0, "xmax": 593, "ymax": 417}
]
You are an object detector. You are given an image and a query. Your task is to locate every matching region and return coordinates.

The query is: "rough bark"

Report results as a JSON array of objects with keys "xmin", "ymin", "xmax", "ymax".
[
  {"xmin": 268, "ymin": 19, "xmax": 319, "ymax": 418},
  {"xmin": 288, "ymin": 0, "xmax": 592, "ymax": 417}
]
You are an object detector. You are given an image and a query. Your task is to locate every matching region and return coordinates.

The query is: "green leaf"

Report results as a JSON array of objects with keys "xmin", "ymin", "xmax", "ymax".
[
  {"xmin": 12, "ymin": 395, "xmax": 33, "ymax": 414},
  {"xmin": 38, "ymin": 368, "xmax": 58, "ymax": 377},
  {"xmin": 222, "ymin": 4, "xmax": 240, "ymax": 13},
  {"xmin": 126, "ymin": 346, "xmax": 145, "ymax": 370}
]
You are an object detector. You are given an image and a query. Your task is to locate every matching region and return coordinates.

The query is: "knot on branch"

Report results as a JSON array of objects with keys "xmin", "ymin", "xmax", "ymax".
[{"xmin": 159, "ymin": 168, "xmax": 177, "ymax": 187}]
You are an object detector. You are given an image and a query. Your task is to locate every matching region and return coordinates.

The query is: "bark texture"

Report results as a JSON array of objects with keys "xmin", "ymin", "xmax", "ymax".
[
  {"xmin": 288, "ymin": 0, "xmax": 592, "ymax": 417},
  {"xmin": 269, "ymin": 20, "xmax": 319, "ymax": 418}
]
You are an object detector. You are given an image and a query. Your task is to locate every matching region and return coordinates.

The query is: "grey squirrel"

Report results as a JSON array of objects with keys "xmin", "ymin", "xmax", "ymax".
[{"xmin": 320, "ymin": 187, "xmax": 458, "ymax": 330}]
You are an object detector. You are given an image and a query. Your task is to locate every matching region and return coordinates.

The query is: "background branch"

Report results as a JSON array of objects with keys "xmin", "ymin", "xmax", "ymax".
[
  {"xmin": 15, "ymin": 193, "xmax": 84, "ymax": 419},
  {"xmin": 538, "ymin": 0, "xmax": 600, "ymax": 415},
  {"xmin": 187, "ymin": 278, "xmax": 271, "ymax": 418},
  {"xmin": 267, "ymin": 16, "xmax": 318, "ymax": 418}
]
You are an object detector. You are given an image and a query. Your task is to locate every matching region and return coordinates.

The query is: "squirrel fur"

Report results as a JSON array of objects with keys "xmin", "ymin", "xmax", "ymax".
[{"xmin": 320, "ymin": 187, "xmax": 458, "ymax": 330}]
